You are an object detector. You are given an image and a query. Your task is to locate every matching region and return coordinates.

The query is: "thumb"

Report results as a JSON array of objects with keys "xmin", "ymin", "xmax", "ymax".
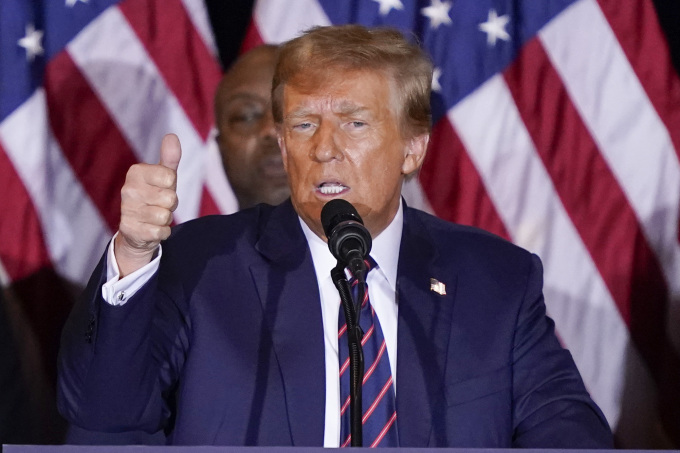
[{"xmin": 159, "ymin": 133, "xmax": 182, "ymax": 171}]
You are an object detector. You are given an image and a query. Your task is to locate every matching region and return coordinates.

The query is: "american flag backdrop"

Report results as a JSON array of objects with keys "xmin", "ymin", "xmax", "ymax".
[
  {"xmin": 0, "ymin": 0, "xmax": 236, "ymax": 442},
  {"xmin": 1, "ymin": 0, "xmax": 680, "ymax": 447}
]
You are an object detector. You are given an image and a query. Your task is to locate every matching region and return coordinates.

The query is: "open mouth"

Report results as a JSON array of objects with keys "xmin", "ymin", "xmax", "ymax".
[{"xmin": 316, "ymin": 182, "xmax": 349, "ymax": 196}]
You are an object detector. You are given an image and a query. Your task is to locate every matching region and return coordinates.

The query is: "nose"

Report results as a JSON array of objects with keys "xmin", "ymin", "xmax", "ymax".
[{"xmin": 310, "ymin": 122, "xmax": 342, "ymax": 163}]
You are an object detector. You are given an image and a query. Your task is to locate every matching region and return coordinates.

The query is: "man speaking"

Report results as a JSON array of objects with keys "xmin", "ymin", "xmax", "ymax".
[{"xmin": 58, "ymin": 25, "xmax": 613, "ymax": 448}]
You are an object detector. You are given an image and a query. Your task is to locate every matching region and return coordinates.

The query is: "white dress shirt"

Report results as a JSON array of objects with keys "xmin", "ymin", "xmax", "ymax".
[{"xmin": 101, "ymin": 203, "xmax": 403, "ymax": 447}]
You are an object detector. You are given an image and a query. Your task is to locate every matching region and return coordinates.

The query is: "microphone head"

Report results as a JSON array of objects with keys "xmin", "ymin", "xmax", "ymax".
[
  {"xmin": 321, "ymin": 199, "xmax": 362, "ymax": 238},
  {"xmin": 320, "ymin": 199, "xmax": 372, "ymax": 263}
]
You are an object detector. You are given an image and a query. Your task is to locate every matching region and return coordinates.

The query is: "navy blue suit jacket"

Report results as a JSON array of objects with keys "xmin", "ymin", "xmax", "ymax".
[{"xmin": 58, "ymin": 200, "xmax": 612, "ymax": 447}]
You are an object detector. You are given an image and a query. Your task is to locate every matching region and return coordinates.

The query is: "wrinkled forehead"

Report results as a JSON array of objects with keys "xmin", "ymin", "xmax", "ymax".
[
  {"xmin": 283, "ymin": 66, "xmax": 399, "ymax": 110},
  {"xmin": 290, "ymin": 62, "xmax": 393, "ymax": 88}
]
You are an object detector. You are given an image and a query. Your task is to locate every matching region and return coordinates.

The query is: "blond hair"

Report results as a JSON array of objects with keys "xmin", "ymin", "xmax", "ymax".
[{"xmin": 272, "ymin": 24, "xmax": 433, "ymax": 137}]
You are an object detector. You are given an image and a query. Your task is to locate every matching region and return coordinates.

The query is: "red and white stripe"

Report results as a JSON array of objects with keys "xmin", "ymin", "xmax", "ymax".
[
  {"xmin": 363, "ymin": 340, "xmax": 388, "ymax": 383},
  {"xmin": 338, "ymin": 323, "xmax": 376, "ymax": 376},
  {"xmin": 370, "ymin": 411, "xmax": 397, "ymax": 448},
  {"xmin": 340, "ymin": 433, "xmax": 352, "ymax": 448},
  {"xmin": 362, "ymin": 376, "xmax": 393, "ymax": 424},
  {"xmin": 0, "ymin": 0, "xmax": 235, "ymax": 287},
  {"xmin": 0, "ymin": 90, "xmax": 110, "ymax": 283}
]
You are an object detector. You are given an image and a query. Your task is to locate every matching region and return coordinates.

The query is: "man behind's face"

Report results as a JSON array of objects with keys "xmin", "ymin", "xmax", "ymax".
[{"xmin": 215, "ymin": 45, "xmax": 290, "ymax": 210}]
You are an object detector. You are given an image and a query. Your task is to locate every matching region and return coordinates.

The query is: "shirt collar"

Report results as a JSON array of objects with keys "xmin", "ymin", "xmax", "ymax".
[{"xmin": 299, "ymin": 201, "xmax": 403, "ymax": 291}]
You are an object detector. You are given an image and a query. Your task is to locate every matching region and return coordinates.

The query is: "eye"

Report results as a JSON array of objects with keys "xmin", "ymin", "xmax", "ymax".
[
  {"xmin": 350, "ymin": 121, "xmax": 366, "ymax": 128},
  {"xmin": 293, "ymin": 122, "xmax": 314, "ymax": 131},
  {"xmin": 228, "ymin": 111, "xmax": 263, "ymax": 126},
  {"xmin": 221, "ymin": 99, "xmax": 268, "ymax": 135}
]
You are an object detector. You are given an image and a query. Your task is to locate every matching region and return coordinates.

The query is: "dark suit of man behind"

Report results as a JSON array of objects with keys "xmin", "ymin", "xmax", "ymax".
[{"xmin": 57, "ymin": 24, "xmax": 613, "ymax": 447}]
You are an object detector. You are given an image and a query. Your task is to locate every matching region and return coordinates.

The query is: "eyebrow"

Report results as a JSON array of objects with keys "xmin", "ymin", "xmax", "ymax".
[
  {"xmin": 283, "ymin": 108, "xmax": 314, "ymax": 121},
  {"xmin": 283, "ymin": 102, "xmax": 371, "ymax": 121},
  {"xmin": 224, "ymin": 93, "xmax": 268, "ymax": 106},
  {"xmin": 336, "ymin": 102, "xmax": 370, "ymax": 116}
]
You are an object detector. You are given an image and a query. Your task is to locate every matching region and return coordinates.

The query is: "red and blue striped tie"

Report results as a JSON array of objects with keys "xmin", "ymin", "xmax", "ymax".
[{"xmin": 338, "ymin": 257, "xmax": 398, "ymax": 448}]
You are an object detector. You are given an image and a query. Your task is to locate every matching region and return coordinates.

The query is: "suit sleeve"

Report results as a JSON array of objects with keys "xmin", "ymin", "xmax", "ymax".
[
  {"xmin": 510, "ymin": 254, "xmax": 614, "ymax": 448},
  {"xmin": 57, "ymin": 248, "xmax": 187, "ymax": 443}
]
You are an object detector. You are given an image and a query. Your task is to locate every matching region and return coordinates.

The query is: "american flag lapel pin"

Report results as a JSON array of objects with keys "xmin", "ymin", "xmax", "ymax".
[{"xmin": 430, "ymin": 278, "xmax": 446, "ymax": 296}]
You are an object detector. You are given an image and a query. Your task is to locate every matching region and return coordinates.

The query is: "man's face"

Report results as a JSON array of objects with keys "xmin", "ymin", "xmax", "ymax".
[
  {"xmin": 278, "ymin": 68, "xmax": 428, "ymax": 240},
  {"xmin": 215, "ymin": 47, "xmax": 290, "ymax": 209}
]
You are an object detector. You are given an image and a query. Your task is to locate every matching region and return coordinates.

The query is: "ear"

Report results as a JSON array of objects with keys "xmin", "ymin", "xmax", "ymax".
[{"xmin": 401, "ymin": 133, "xmax": 430, "ymax": 176}]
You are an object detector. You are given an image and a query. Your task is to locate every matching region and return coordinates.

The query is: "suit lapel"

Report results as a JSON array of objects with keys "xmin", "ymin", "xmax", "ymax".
[
  {"xmin": 396, "ymin": 207, "xmax": 457, "ymax": 447},
  {"xmin": 250, "ymin": 201, "xmax": 325, "ymax": 446},
  {"xmin": 246, "ymin": 202, "xmax": 457, "ymax": 446}
]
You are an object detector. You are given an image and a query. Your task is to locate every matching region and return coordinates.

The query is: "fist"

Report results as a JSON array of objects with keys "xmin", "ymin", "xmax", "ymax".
[{"xmin": 114, "ymin": 134, "xmax": 181, "ymax": 277}]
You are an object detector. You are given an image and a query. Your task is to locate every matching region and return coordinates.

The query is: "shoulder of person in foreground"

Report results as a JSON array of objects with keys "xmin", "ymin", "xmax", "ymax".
[
  {"xmin": 58, "ymin": 202, "xmax": 283, "ymax": 443},
  {"xmin": 402, "ymin": 205, "xmax": 614, "ymax": 448},
  {"xmin": 403, "ymin": 205, "xmax": 534, "ymax": 274},
  {"xmin": 165, "ymin": 202, "xmax": 279, "ymax": 256}
]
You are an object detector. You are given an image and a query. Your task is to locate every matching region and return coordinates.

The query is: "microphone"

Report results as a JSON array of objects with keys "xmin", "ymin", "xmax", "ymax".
[
  {"xmin": 322, "ymin": 199, "xmax": 371, "ymax": 447},
  {"xmin": 321, "ymin": 199, "xmax": 372, "ymax": 280}
]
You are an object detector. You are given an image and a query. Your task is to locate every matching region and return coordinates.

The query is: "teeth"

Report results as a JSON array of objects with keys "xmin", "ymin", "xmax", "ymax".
[{"xmin": 318, "ymin": 183, "xmax": 346, "ymax": 195}]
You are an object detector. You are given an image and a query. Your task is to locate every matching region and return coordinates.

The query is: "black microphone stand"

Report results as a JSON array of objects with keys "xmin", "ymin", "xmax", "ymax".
[{"xmin": 331, "ymin": 263, "xmax": 367, "ymax": 447}]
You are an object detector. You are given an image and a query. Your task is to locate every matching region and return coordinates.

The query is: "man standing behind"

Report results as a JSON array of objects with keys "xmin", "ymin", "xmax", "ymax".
[
  {"xmin": 58, "ymin": 25, "xmax": 613, "ymax": 448},
  {"xmin": 214, "ymin": 45, "xmax": 290, "ymax": 210}
]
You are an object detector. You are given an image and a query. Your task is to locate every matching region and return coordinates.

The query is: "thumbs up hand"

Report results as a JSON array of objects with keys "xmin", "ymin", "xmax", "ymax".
[{"xmin": 114, "ymin": 134, "xmax": 182, "ymax": 277}]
